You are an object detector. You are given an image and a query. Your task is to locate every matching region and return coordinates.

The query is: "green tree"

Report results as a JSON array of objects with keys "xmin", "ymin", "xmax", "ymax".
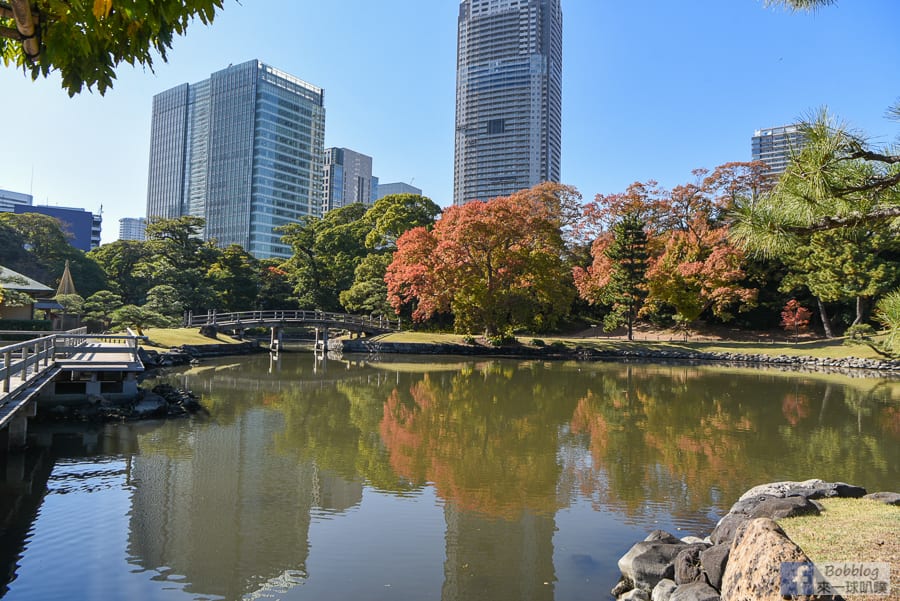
[
  {"xmin": 110, "ymin": 304, "xmax": 170, "ymax": 335},
  {"xmin": 136, "ymin": 216, "xmax": 220, "ymax": 311},
  {"xmin": 207, "ymin": 244, "xmax": 260, "ymax": 311},
  {"xmin": 1, "ymin": 0, "xmax": 224, "ymax": 96},
  {"xmin": 0, "ymin": 212, "xmax": 107, "ymax": 297},
  {"xmin": 339, "ymin": 253, "xmax": 394, "ymax": 316},
  {"xmin": 600, "ymin": 214, "xmax": 649, "ymax": 341},
  {"xmin": 143, "ymin": 284, "xmax": 184, "ymax": 324},
  {"xmin": 279, "ymin": 204, "xmax": 370, "ymax": 311},
  {"xmin": 362, "ymin": 194, "xmax": 442, "ymax": 249},
  {"xmin": 88, "ymin": 240, "xmax": 152, "ymax": 305},
  {"xmin": 83, "ymin": 290, "xmax": 124, "ymax": 331}
]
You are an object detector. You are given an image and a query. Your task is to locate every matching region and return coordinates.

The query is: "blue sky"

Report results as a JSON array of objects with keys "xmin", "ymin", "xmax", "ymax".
[{"xmin": 1, "ymin": 1, "xmax": 898, "ymax": 244}]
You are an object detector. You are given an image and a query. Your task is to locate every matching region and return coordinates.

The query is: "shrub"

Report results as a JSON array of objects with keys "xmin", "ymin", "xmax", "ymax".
[
  {"xmin": 549, "ymin": 340, "xmax": 567, "ymax": 350},
  {"xmin": 531, "ymin": 338, "xmax": 545, "ymax": 347},
  {"xmin": 486, "ymin": 332, "xmax": 516, "ymax": 347},
  {"xmin": 462, "ymin": 334, "xmax": 477, "ymax": 345}
]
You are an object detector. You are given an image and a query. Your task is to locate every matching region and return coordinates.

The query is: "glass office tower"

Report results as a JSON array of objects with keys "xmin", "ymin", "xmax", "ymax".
[
  {"xmin": 453, "ymin": 0, "xmax": 562, "ymax": 206},
  {"xmin": 146, "ymin": 60, "xmax": 325, "ymax": 259}
]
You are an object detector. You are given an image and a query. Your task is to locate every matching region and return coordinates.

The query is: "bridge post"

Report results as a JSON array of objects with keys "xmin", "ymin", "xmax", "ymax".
[
  {"xmin": 7, "ymin": 401, "xmax": 34, "ymax": 450},
  {"xmin": 269, "ymin": 326, "xmax": 282, "ymax": 352}
]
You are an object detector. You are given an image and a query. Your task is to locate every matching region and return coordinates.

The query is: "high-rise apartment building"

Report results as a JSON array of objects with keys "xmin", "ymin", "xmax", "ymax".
[
  {"xmin": 453, "ymin": 0, "xmax": 562, "ymax": 206},
  {"xmin": 751, "ymin": 124, "xmax": 806, "ymax": 179},
  {"xmin": 375, "ymin": 182, "xmax": 423, "ymax": 200},
  {"xmin": 322, "ymin": 148, "xmax": 376, "ymax": 212},
  {"xmin": 119, "ymin": 217, "xmax": 147, "ymax": 241},
  {"xmin": 146, "ymin": 60, "xmax": 326, "ymax": 259}
]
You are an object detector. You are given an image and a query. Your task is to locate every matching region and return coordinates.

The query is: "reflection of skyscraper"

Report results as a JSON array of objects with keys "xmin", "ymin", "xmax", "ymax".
[
  {"xmin": 454, "ymin": 0, "xmax": 563, "ymax": 205},
  {"xmin": 442, "ymin": 502, "xmax": 556, "ymax": 601},
  {"xmin": 127, "ymin": 409, "xmax": 361, "ymax": 599}
]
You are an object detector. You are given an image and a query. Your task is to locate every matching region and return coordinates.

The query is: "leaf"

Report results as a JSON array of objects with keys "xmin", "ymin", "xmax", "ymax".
[{"xmin": 93, "ymin": 0, "xmax": 113, "ymax": 20}]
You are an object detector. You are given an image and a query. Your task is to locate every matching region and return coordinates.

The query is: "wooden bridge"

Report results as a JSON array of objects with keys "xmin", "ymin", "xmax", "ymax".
[
  {"xmin": 185, "ymin": 310, "xmax": 401, "ymax": 350},
  {"xmin": 0, "ymin": 330, "xmax": 144, "ymax": 451}
]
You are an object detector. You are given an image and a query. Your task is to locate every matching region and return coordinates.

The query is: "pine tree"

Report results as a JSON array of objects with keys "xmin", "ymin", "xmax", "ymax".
[{"xmin": 602, "ymin": 213, "xmax": 649, "ymax": 341}]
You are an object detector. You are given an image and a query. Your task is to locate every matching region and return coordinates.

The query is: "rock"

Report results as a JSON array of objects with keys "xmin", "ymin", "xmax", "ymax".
[
  {"xmin": 612, "ymin": 576, "xmax": 633, "ymax": 597},
  {"xmin": 674, "ymin": 545, "xmax": 706, "ymax": 585},
  {"xmin": 680, "ymin": 536, "xmax": 706, "ymax": 545},
  {"xmin": 699, "ymin": 544, "xmax": 729, "ymax": 592},
  {"xmin": 132, "ymin": 393, "xmax": 167, "ymax": 418},
  {"xmin": 863, "ymin": 491, "xmax": 900, "ymax": 506},
  {"xmin": 670, "ymin": 581, "xmax": 721, "ymax": 601},
  {"xmin": 199, "ymin": 324, "xmax": 218, "ymax": 338},
  {"xmin": 645, "ymin": 530, "xmax": 683, "ymax": 544},
  {"xmin": 736, "ymin": 479, "xmax": 865, "ymax": 503},
  {"xmin": 620, "ymin": 589, "xmax": 650, "ymax": 601},
  {"xmin": 651, "ymin": 579, "xmax": 678, "ymax": 601},
  {"xmin": 720, "ymin": 518, "xmax": 824, "ymax": 601},
  {"xmin": 709, "ymin": 514, "xmax": 748, "ymax": 546},
  {"xmin": 748, "ymin": 496, "xmax": 821, "ymax": 520},
  {"xmin": 619, "ymin": 537, "xmax": 691, "ymax": 592}
]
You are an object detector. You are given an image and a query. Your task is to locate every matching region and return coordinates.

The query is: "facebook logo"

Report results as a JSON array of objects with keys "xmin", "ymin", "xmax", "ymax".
[{"xmin": 781, "ymin": 562, "xmax": 816, "ymax": 595}]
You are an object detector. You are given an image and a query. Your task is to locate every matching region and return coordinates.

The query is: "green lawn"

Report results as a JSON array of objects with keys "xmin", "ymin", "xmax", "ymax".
[{"xmin": 138, "ymin": 327, "xmax": 245, "ymax": 350}]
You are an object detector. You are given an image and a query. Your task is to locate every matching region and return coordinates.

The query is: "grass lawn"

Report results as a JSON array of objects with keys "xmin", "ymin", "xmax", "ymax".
[
  {"xmin": 374, "ymin": 331, "xmax": 891, "ymax": 361},
  {"xmin": 779, "ymin": 498, "xmax": 899, "ymax": 600},
  {"xmin": 138, "ymin": 327, "xmax": 245, "ymax": 350}
]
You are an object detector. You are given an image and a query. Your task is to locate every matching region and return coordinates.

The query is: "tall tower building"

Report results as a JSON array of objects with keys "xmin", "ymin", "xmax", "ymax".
[
  {"xmin": 146, "ymin": 60, "xmax": 326, "ymax": 259},
  {"xmin": 322, "ymin": 147, "xmax": 375, "ymax": 213},
  {"xmin": 751, "ymin": 124, "xmax": 806, "ymax": 179},
  {"xmin": 119, "ymin": 217, "xmax": 147, "ymax": 241},
  {"xmin": 453, "ymin": 0, "xmax": 562, "ymax": 206}
]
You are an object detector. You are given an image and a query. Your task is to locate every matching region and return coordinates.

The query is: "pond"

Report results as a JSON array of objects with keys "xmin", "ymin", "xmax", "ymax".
[{"xmin": 1, "ymin": 354, "xmax": 898, "ymax": 600}]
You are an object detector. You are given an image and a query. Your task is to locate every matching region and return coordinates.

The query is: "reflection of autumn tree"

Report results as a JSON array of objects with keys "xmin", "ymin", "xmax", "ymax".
[
  {"xmin": 782, "ymin": 393, "xmax": 811, "ymax": 426},
  {"xmin": 378, "ymin": 364, "xmax": 578, "ymax": 518}
]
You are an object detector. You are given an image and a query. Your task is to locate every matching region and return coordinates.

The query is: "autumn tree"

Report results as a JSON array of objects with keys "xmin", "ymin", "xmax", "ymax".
[
  {"xmin": 780, "ymin": 299, "xmax": 812, "ymax": 341},
  {"xmin": 1, "ymin": 0, "xmax": 224, "ymax": 95},
  {"xmin": 386, "ymin": 183, "xmax": 578, "ymax": 335}
]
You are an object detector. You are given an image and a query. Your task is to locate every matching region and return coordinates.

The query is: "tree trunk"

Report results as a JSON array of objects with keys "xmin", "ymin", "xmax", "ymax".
[
  {"xmin": 852, "ymin": 296, "xmax": 869, "ymax": 325},
  {"xmin": 817, "ymin": 297, "xmax": 834, "ymax": 338}
]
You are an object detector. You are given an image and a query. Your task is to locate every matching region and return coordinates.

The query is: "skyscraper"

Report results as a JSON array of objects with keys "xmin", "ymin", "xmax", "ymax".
[
  {"xmin": 119, "ymin": 217, "xmax": 147, "ymax": 241},
  {"xmin": 146, "ymin": 60, "xmax": 326, "ymax": 259},
  {"xmin": 751, "ymin": 124, "xmax": 806, "ymax": 179},
  {"xmin": 375, "ymin": 181, "xmax": 423, "ymax": 200},
  {"xmin": 322, "ymin": 147, "xmax": 376, "ymax": 213},
  {"xmin": 453, "ymin": 0, "xmax": 562, "ymax": 206}
]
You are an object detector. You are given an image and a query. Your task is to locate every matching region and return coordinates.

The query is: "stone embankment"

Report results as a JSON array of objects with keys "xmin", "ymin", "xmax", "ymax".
[
  {"xmin": 611, "ymin": 479, "xmax": 900, "ymax": 601},
  {"xmin": 336, "ymin": 339, "xmax": 900, "ymax": 374},
  {"xmin": 138, "ymin": 341, "xmax": 261, "ymax": 368},
  {"xmin": 42, "ymin": 384, "xmax": 206, "ymax": 422}
]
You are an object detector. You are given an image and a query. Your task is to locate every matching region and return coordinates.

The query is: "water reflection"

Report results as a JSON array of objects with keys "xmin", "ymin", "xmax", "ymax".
[{"xmin": 1, "ymin": 356, "xmax": 897, "ymax": 600}]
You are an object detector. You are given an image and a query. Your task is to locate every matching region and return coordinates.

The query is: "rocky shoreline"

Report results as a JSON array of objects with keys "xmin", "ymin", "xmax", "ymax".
[
  {"xmin": 336, "ymin": 339, "xmax": 900, "ymax": 375},
  {"xmin": 40, "ymin": 384, "xmax": 207, "ymax": 422},
  {"xmin": 611, "ymin": 479, "xmax": 899, "ymax": 601}
]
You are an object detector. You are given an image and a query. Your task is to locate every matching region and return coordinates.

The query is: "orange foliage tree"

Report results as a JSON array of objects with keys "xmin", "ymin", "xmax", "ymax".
[
  {"xmin": 386, "ymin": 183, "xmax": 579, "ymax": 334},
  {"xmin": 575, "ymin": 162, "xmax": 769, "ymax": 330}
]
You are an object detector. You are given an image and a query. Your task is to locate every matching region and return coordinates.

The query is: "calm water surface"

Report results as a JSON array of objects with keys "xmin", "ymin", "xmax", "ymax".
[{"xmin": 2, "ymin": 355, "xmax": 898, "ymax": 600}]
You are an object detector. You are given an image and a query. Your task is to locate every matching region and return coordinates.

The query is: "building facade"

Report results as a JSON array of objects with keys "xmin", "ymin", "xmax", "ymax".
[
  {"xmin": 375, "ymin": 181, "xmax": 423, "ymax": 200},
  {"xmin": 146, "ymin": 60, "xmax": 326, "ymax": 259},
  {"xmin": 322, "ymin": 147, "xmax": 376, "ymax": 212},
  {"xmin": 12, "ymin": 204, "xmax": 101, "ymax": 251},
  {"xmin": 453, "ymin": 0, "xmax": 562, "ymax": 206},
  {"xmin": 119, "ymin": 217, "xmax": 147, "ymax": 241},
  {"xmin": 751, "ymin": 124, "xmax": 806, "ymax": 178},
  {"xmin": 0, "ymin": 188, "xmax": 33, "ymax": 213}
]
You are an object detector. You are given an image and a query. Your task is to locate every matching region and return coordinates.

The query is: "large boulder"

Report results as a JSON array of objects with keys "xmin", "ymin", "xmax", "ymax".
[
  {"xmin": 749, "ymin": 496, "xmax": 821, "ymax": 520},
  {"xmin": 737, "ymin": 479, "xmax": 865, "ymax": 502},
  {"xmin": 618, "ymin": 533, "xmax": 693, "ymax": 592},
  {"xmin": 863, "ymin": 491, "xmax": 900, "ymax": 506},
  {"xmin": 699, "ymin": 544, "xmax": 729, "ymax": 591},
  {"xmin": 720, "ymin": 518, "xmax": 828, "ymax": 601},
  {"xmin": 651, "ymin": 579, "xmax": 677, "ymax": 601},
  {"xmin": 674, "ymin": 545, "xmax": 708, "ymax": 585},
  {"xmin": 670, "ymin": 581, "xmax": 721, "ymax": 601},
  {"xmin": 709, "ymin": 514, "xmax": 748, "ymax": 546}
]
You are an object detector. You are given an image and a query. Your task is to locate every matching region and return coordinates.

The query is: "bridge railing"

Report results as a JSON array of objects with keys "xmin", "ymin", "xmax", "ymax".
[
  {"xmin": 1, "ymin": 331, "xmax": 145, "ymax": 393},
  {"xmin": 186, "ymin": 310, "xmax": 401, "ymax": 331},
  {"xmin": 1, "ymin": 334, "xmax": 57, "ymax": 394}
]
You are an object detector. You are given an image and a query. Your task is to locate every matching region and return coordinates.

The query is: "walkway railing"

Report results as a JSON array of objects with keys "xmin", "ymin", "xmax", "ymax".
[
  {"xmin": 186, "ymin": 310, "xmax": 401, "ymax": 332},
  {"xmin": 1, "ymin": 330, "xmax": 142, "ymax": 395}
]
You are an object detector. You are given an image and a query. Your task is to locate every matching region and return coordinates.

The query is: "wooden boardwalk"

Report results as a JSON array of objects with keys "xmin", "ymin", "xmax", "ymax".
[{"xmin": 1, "ymin": 333, "xmax": 144, "ymax": 433}]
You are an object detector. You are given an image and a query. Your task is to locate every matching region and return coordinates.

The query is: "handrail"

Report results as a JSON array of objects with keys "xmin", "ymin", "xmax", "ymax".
[
  {"xmin": 186, "ymin": 309, "xmax": 401, "ymax": 331},
  {"xmin": 1, "ymin": 333, "xmax": 145, "ymax": 395}
]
